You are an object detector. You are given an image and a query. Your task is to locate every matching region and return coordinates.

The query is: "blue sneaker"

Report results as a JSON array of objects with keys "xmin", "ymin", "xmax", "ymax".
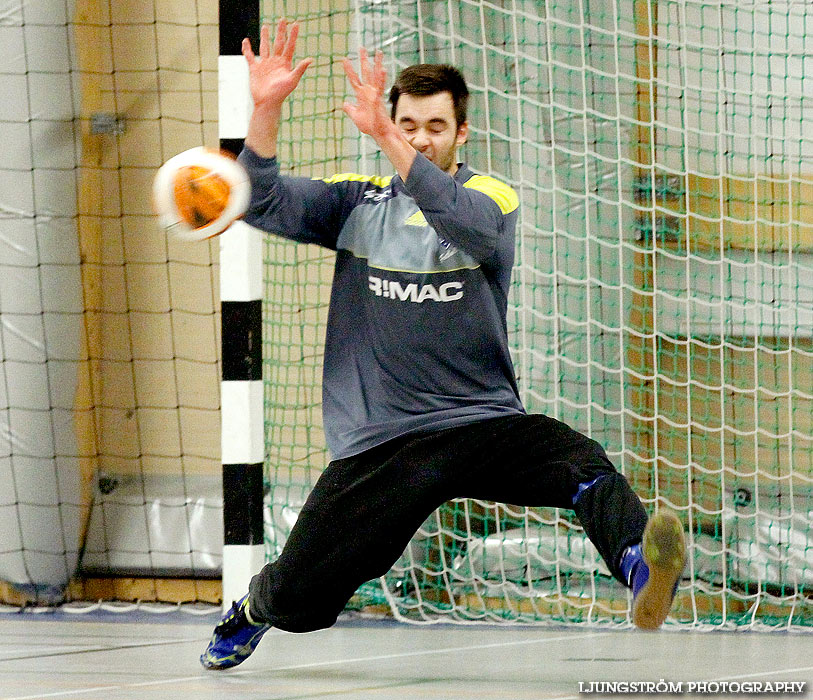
[
  {"xmin": 627, "ymin": 511, "xmax": 686, "ymax": 629},
  {"xmin": 200, "ymin": 594, "xmax": 271, "ymax": 670}
]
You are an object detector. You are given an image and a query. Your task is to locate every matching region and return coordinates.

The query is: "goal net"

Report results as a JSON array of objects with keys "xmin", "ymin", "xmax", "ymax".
[{"xmin": 263, "ymin": 0, "xmax": 812, "ymax": 627}]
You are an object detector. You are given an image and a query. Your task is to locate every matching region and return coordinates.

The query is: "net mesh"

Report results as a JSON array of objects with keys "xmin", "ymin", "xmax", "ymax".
[
  {"xmin": 0, "ymin": 0, "xmax": 223, "ymax": 605},
  {"xmin": 263, "ymin": 0, "xmax": 813, "ymax": 628}
]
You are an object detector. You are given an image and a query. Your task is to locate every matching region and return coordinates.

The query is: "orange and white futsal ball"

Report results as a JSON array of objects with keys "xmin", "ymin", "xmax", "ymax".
[{"xmin": 153, "ymin": 147, "xmax": 250, "ymax": 241}]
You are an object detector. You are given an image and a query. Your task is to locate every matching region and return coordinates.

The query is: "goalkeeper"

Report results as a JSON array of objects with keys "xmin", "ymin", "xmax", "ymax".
[{"xmin": 202, "ymin": 19, "xmax": 686, "ymax": 670}]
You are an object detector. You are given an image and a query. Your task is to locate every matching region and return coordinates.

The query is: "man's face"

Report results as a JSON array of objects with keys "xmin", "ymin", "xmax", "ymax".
[{"xmin": 393, "ymin": 91, "xmax": 469, "ymax": 175}]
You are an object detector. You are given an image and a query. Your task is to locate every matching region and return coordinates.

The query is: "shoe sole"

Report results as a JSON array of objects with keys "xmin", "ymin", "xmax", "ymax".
[
  {"xmin": 200, "ymin": 624, "xmax": 269, "ymax": 670},
  {"xmin": 632, "ymin": 510, "xmax": 686, "ymax": 630},
  {"xmin": 200, "ymin": 639, "xmax": 259, "ymax": 670}
]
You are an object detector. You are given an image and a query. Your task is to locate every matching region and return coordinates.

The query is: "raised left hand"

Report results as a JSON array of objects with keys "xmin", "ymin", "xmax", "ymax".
[{"xmin": 341, "ymin": 48, "xmax": 394, "ymax": 140}]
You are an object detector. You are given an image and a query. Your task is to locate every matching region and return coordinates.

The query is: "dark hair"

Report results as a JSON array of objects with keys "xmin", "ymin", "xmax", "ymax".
[{"xmin": 389, "ymin": 64, "xmax": 470, "ymax": 127}]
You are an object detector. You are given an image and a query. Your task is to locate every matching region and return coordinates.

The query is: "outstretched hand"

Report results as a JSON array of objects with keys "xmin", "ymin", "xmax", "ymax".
[
  {"xmin": 242, "ymin": 19, "xmax": 313, "ymax": 110},
  {"xmin": 342, "ymin": 48, "xmax": 395, "ymax": 140}
]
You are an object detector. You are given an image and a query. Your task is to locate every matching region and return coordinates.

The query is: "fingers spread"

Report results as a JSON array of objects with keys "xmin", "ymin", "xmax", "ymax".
[
  {"xmin": 284, "ymin": 21, "xmax": 300, "ymax": 63},
  {"xmin": 241, "ymin": 37, "xmax": 255, "ymax": 63},
  {"xmin": 270, "ymin": 18, "xmax": 287, "ymax": 58},
  {"xmin": 374, "ymin": 50, "xmax": 387, "ymax": 92},
  {"xmin": 347, "ymin": 48, "xmax": 386, "ymax": 96},
  {"xmin": 359, "ymin": 47, "xmax": 374, "ymax": 85},
  {"xmin": 292, "ymin": 57, "xmax": 313, "ymax": 84},
  {"xmin": 259, "ymin": 23, "xmax": 274, "ymax": 60},
  {"xmin": 342, "ymin": 57, "xmax": 362, "ymax": 89}
]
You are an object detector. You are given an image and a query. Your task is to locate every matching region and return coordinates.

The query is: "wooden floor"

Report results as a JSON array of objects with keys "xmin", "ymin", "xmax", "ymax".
[{"xmin": 1, "ymin": 607, "xmax": 811, "ymax": 700}]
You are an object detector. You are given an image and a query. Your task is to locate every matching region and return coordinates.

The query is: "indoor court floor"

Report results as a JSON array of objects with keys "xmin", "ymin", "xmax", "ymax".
[{"xmin": 1, "ymin": 608, "xmax": 811, "ymax": 700}]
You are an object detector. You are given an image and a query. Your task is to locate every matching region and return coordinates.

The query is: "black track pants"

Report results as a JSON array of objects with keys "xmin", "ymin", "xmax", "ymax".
[{"xmin": 248, "ymin": 413, "xmax": 648, "ymax": 632}]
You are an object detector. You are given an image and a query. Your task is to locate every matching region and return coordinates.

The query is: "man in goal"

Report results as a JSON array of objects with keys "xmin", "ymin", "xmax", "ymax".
[{"xmin": 201, "ymin": 18, "xmax": 686, "ymax": 670}]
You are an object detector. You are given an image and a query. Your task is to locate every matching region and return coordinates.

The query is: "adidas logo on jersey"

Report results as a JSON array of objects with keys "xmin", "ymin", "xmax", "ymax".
[
  {"xmin": 364, "ymin": 188, "xmax": 392, "ymax": 202},
  {"xmin": 436, "ymin": 236, "xmax": 458, "ymax": 262},
  {"xmin": 368, "ymin": 275, "xmax": 463, "ymax": 303}
]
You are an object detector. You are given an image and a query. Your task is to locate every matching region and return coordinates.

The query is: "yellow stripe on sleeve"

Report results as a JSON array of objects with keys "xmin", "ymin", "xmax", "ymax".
[
  {"xmin": 463, "ymin": 175, "xmax": 519, "ymax": 214},
  {"xmin": 315, "ymin": 173, "xmax": 393, "ymax": 188}
]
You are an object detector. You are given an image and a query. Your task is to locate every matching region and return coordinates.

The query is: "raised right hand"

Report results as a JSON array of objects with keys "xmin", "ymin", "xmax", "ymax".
[{"xmin": 242, "ymin": 19, "xmax": 313, "ymax": 110}]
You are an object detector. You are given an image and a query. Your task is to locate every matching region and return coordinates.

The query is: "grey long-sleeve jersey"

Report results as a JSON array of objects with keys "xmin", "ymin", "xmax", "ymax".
[{"xmin": 239, "ymin": 146, "xmax": 526, "ymax": 459}]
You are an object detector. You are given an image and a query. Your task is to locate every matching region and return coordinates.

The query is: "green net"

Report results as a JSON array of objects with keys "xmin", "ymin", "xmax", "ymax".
[{"xmin": 261, "ymin": 0, "xmax": 813, "ymax": 627}]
